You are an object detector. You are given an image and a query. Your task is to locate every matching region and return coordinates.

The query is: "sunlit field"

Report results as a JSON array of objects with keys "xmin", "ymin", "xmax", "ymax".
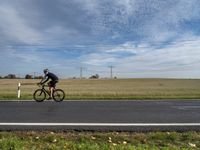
[{"xmin": 0, "ymin": 78, "xmax": 200, "ymax": 100}]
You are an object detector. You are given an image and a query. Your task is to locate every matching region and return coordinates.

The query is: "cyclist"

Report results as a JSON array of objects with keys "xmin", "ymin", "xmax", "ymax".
[{"xmin": 38, "ymin": 69, "xmax": 59, "ymax": 100}]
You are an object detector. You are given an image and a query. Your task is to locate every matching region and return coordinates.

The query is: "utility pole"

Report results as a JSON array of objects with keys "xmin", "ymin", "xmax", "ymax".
[
  {"xmin": 80, "ymin": 67, "xmax": 86, "ymax": 79},
  {"xmin": 33, "ymin": 72, "xmax": 36, "ymax": 78},
  {"xmin": 108, "ymin": 66, "xmax": 114, "ymax": 79}
]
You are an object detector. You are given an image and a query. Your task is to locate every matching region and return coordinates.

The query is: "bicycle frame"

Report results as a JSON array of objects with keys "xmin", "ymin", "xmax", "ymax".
[{"xmin": 40, "ymin": 85, "xmax": 51, "ymax": 96}]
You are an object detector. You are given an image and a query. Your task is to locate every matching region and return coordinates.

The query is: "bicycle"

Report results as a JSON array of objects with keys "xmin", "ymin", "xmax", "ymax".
[{"xmin": 33, "ymin": 84, "xmax": 65, "ymax": 102}]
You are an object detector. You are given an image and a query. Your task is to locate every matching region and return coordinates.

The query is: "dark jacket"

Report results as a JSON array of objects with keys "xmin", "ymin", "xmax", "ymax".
[{"xmin": 41, "ymin": 72, "xmax": 58, "ymax": 84}]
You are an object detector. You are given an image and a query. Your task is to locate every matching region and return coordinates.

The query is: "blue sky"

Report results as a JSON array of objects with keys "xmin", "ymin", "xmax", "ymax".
[{"xmin": 0, "ymin": 0, "xmax": 200, "ymax": 78}]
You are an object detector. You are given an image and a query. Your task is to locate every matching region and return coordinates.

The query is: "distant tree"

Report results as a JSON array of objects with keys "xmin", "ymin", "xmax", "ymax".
[
  {"xmin": 25, "ymin": 74, "xmax": 33, "ymax": 79},
  {"xmin": 0, "ymin": 76, "xmax": 2, "ymax": 79},
  {"xmin": 4, "ymin": 74, "xmax": 16, "ymax": 79},
  {"xmin": 89, "ymin": 74, "xmax": 99, "ymax": 79},
  {"xmin": 34, "ymin": 76, "xmax": 43, "ymax": 79}
]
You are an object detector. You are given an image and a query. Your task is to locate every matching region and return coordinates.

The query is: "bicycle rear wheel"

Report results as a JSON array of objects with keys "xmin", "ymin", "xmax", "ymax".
[
  {"xmin": 33, "ymin": 89, "xmax": 46, "ymax": 102},
  {"xmin": 53, "ymin": 89, "xmax": 65, "ymax": 102}
]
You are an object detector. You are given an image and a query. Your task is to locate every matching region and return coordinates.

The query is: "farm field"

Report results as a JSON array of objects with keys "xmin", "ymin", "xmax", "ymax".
[{"xmin": 0, "ymin": 78, "xmax": 200, "ymax": 100}]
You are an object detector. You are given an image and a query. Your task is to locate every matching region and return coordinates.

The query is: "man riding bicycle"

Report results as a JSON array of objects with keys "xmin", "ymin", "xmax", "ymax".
[{"xmin": 38, "ymin": 69, "xmax": 59, "ymax": 100}]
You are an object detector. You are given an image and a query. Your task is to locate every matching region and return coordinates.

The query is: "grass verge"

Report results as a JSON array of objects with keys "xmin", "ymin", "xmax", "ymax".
[{"xmin": 0, "ymin": 131, "xmax": 199, "ymax": 150}]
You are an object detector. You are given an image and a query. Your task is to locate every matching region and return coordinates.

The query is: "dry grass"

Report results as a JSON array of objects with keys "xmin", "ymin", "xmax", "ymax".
[{"xmin": 0, "ymin": 78, "xmax": 200, "ymax": 100}]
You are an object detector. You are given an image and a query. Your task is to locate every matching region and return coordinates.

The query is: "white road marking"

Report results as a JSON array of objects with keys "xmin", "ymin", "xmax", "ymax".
[
  {"xmin": 175, "ymin": 106, "xmax": 200, "ymax": 110},
  {"xmin": 0, "ymin": 123, "xmax": 200, "ymax": 126}
]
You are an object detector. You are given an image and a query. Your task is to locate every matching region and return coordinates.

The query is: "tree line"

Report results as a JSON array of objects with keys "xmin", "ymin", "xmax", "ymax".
[
  {"xmin": 0, "ymin": 73, "xmax": 116, "ymax": 79},
  {"xmin": 0, "ymin": 74, "xmax": 43, "ymax": 79}
]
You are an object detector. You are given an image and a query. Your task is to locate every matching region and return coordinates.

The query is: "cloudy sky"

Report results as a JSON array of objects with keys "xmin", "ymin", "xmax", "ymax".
[{"xmin": 0, "ymin": 0, "xmax": 200, "ymax": 78}]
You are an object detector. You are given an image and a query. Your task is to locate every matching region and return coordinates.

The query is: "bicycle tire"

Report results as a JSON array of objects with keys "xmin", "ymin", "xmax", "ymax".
[
  {"xmin": 53, "ymin": 89, "xmax": 65, "ymax": 102},
  {"xmin": 33, "ymin": 89, "xmax": 46, "ymax": 102}
]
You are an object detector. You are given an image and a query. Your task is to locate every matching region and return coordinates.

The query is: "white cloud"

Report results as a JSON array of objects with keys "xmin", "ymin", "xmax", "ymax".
[
  {"xmin": 0, "ymin": 0, "xmax": 199, "ymax": 45},
  {"xmin": 142, "ymin": 0, "xmax": 200, "ymax": 42},
  {"xmin": 0, "ymin": 0, "xmax": 200, "ymax": 78},
  {"xmin": 118, "ymin": 40, "xmax": 200, "ymax": 77},
  {"xmin": 105, "ymin": 42, "xmax": 152, "ymax": 54},
  {"xmin": 81, "ymin": 53, "xmax": 118, "ymax": 66},
  {"xmin": 0, "ymin": 4, "xmax": 44, "ymax": 45},
  {"xmin": 79, "ymin": 35, "xmax": 200, "ymax": 78}
]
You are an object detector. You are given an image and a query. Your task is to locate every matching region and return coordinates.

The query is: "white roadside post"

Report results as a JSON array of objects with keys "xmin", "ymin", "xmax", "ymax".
[{"xmin": 17, "ymin": 83, "xmax": 21, "ymax": 99}]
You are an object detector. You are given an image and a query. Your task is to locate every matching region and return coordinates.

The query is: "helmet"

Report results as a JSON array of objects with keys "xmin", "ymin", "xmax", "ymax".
[{"xmin": 43, "ymin": 69, "xmax": 49, "ymax": 74}]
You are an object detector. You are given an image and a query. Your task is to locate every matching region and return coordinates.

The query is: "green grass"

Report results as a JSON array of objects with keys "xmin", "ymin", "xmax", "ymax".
[
  {"xmin": 0, "ymin": 131, "xmax": 199, "ymax": 150},
  {"xmin": 1, "ymin": 78, "xmax": 200, "ymax": 100}
]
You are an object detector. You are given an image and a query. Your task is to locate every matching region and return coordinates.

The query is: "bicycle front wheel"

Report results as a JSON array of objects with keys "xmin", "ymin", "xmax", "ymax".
[
  {"xmin": 33, "ymin": 89, "xmax": 46, "ymax": 102},
  {"xmin": 53, "ymin": 89, "xmax": 65, "ymax": 102}
]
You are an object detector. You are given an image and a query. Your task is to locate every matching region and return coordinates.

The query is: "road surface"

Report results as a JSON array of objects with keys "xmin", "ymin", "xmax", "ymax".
[{"xmin": 0, "ymin": 100, "xmax": 200, "ymax": 131}]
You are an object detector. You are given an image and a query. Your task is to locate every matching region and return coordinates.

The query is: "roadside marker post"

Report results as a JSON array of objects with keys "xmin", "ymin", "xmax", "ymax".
[{"xmin": 17, "ymin": 83, "xmax": 21, "ymax": 98}]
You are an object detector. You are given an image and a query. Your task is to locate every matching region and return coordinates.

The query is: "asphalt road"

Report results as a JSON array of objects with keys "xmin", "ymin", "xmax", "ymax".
[{"xmin": 0, "ymin": 100, "xmax": 200, "ymax": 131}]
